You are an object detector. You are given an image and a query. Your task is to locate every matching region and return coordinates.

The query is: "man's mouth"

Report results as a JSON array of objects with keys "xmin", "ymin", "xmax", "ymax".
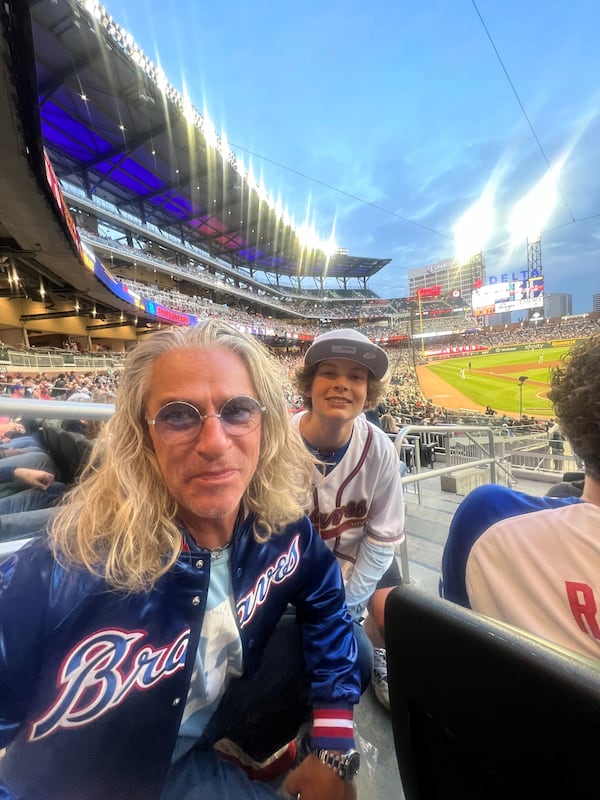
[{"xmin": 192, "ymin": 469, "xmax": 237, "ymax": 483}]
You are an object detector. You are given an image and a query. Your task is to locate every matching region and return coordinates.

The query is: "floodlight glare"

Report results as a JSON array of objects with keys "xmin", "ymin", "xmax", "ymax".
[
  {"xmin": 508, "ymin": 154, "xmax": 567, "ymax": 248},
  {"xmin": 291, "ymin": 206, "xmax": 338, "ymax": 255},
  {"xmin": 320, "ymin": 233, "xmax": 339, "ymax": 258},
  {"xmin": 453, "ymin": 190, "xmax": 494, "ymax": 264},
  {"xmin": 181, "ymin": 94, "xmax": 195, "ymax": 126}
]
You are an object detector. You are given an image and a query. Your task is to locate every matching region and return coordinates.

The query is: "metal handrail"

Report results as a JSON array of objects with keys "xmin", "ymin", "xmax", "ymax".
[
  {"xmin": 393, "ymin": 424, "xmax": 512, "ymax": 583},
  {"xmin": 0, "ymin": 397, "xmax": 114, "ymax": 421},
  {"xmin": 396, "ymin": 423, "xmax": 500, "ymax": 484}
]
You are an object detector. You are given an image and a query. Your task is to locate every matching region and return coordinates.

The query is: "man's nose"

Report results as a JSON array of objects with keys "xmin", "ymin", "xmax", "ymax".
[{"xmin": 193, "ymin": 415, "xmax": 231, "ymax": 455}]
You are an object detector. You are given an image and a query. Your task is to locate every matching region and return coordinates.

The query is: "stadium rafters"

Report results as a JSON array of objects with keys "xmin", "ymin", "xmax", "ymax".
[
  {"xmin": 28, "ymin": 0, "xmax": 390, "ymax": 286},
  {"xmin": 0, "ymin": 0, "xmax": 397, "ymax": 351}
]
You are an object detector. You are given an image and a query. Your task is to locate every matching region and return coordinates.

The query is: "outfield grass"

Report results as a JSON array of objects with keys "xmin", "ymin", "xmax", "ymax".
[{"xmin": 425, "ymin": 347, "xmax": 572, "ymax": 417}]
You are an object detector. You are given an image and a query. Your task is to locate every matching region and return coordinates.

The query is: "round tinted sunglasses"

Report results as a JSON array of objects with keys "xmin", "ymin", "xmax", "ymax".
[{"xmin": 146, "ymin": 396, "xmax": 266, "ymax": 444}]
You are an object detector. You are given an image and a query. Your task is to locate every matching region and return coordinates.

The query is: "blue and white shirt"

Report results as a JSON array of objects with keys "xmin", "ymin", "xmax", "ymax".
[{"xmin": 440, "ymin": 484, "xmax": 600, "ymax": 660}]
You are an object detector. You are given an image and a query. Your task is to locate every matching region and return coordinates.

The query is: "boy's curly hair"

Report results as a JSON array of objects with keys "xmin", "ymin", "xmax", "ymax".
[{"xmin": 548, "ymin": 334, "xmax": 600, "ymax": 479}]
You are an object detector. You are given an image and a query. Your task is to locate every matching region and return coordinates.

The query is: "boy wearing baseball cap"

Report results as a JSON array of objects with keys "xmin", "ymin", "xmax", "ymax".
[{"xmin": 293, "ymin": 329, "xmax": 405, "ymax": 709}]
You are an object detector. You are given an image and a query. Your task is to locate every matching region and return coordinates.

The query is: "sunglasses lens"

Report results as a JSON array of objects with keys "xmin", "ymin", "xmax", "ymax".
[
  {"xmin": 220, "ymin": 397, "xmax": 263, "ymax": 435},
  {"xmin": 155, "ymin": 402, "xmax": 201, "ymax": 442},
  {"xmin": 151, "ymin": 397, "xmax": 264, "ymax": 443}
]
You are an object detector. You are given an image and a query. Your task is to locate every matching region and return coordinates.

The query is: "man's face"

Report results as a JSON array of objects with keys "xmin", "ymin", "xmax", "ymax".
[
  {"xmin": 309, "ymin": 358, "xmax": 369, "ymax": 421},
  {"xmin": 146, "ymin": 347, "xmax": 262, "ymax": 542}
]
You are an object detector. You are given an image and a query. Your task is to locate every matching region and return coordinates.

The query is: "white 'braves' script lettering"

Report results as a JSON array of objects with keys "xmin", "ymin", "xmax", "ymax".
[
  {"xmin": 237, "ymin": 534, "xmax": 300, "ymax": 627},
  {"xmin": 29, "ymin": 628, "xmax": 189, "ymax": 741}
]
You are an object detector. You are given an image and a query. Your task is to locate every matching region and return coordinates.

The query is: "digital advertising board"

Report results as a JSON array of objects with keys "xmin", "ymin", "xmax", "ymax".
[{"xmin": 471, "ymin": 277, "xmax": 543, "ymax": 317}]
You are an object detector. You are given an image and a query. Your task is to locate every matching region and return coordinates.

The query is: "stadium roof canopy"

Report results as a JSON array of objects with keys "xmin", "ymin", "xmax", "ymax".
[{"xmin": 28, "ymin": 0, "xmax": 390, "ymax": 283}]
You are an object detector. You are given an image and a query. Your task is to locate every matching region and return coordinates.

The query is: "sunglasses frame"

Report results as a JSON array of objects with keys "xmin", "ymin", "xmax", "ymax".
[{"xmin": 146, "ymin": 395, "xmax": 266, "ymax": 442}]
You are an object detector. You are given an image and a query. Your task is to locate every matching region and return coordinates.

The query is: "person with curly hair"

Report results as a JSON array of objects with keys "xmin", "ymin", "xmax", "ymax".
[
  {"xmin": 440, "ymin": 334, "xmax": 600, "ymax": 661},
  {"xmin": 0, "ymin": 320, "xmax": 360, "ymax": 800}
]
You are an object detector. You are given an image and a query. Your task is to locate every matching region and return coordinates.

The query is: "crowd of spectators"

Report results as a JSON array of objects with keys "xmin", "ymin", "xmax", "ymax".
[
  {"xmin": 0, "ymin": 371, "xmax": 118, "ymax": 406},
  {"xmin": 3, "ymin": 313, "xmax": 598, "ymax": 447},
  {"xmin": 76, "ymin": 217, "xmax": 600, "ymax": 353},
  {"xmin": 98, "ymin": 268, "xmax": 600, "ymax": 348},
  {"xmin": 482, "ymin": 317, "xmax": 599, "ymax": 345}
]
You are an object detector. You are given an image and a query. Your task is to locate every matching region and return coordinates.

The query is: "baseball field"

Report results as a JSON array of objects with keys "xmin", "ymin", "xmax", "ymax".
[{"xmin": 416, "ymin": 346, "xmax": 573, "ymax": 418}]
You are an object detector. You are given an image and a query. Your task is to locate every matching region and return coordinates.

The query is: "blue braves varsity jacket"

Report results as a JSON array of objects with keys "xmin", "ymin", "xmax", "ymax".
[{"xmin": 0, "ymin": 513, "xmax": 360, "ymax": 800}]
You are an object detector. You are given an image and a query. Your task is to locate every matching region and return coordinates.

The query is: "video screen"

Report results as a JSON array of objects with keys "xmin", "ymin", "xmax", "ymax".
[{"xmin": 471, "ymin": 278, "xmax": 543, "ymax": 316}]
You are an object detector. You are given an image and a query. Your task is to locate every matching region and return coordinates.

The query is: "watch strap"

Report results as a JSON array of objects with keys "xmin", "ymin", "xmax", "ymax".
[{"xmin": 312, "ymin": 746, "xmax": 360, "ymax": 780}]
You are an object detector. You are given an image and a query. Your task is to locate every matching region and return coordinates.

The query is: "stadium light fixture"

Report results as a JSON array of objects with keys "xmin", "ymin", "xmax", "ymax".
[{"xmin": 518, "ymin": 375, "xmax": 528, "ymax": 418}]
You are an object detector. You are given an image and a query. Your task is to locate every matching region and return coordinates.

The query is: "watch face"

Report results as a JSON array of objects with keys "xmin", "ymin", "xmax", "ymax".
[{"xmin": 344, "ymin": 750, "xmax": 361, "ymax": 780}]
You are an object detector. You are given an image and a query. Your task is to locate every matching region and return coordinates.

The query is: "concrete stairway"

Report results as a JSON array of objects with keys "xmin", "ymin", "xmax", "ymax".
[
  {"xmin": 401, "ymin": 467, "xmax": 551, "ymax": 594},
  {"xmin": 401, "ymin": 474, "xmax": 463, "ymax": 593}
]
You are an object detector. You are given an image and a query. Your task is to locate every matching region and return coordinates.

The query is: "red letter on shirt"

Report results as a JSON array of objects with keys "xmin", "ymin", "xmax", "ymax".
[{"xmin": 565, "ymin": 581, "xmax": 600, "ymax": 639}]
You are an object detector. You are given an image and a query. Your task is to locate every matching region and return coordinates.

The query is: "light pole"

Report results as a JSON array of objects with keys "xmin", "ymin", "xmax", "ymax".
[{"xmin": 518, "ymin": 375, "xmax": 528, "ymax": 418}]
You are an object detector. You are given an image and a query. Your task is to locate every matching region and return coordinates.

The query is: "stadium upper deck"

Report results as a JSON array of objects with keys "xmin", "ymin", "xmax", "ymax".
[
  {"xmin": 0, "ymin": 0, "xmax": 397, "ymax": 352},
  {"xmin": 3, "ymin": 0, "xmax": 546, "ymax": 356}
]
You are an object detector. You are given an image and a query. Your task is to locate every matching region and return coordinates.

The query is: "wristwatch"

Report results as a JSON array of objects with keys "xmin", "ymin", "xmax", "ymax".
[{"xmin": 312, "ymin": 746, "xmax": 361, "ymax": 781}]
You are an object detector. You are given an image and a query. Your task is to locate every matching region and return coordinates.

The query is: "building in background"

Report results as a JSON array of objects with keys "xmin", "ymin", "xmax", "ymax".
[
  {"xmin": 544, "ymin": 293, "xmax": 573, "ymax": 319},
  {"xmin": 408, "ymin": 256, "xmax": 485, "ymax": 302},
  {"xmin": 593, "ymin": 294, "xmax": 600, "ymax": 313}
]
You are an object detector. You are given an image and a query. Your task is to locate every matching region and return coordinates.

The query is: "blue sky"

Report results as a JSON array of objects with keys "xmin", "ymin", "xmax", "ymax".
[{"xmin": 109, "ymin": 0, "xmax": 600, "ymax": 312}]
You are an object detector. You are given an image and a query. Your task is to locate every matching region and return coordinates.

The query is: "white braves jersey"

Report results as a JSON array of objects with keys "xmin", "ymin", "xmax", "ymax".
[
  {"xmin": 468, "ymin": 503, "xmax": 600, "ymax": 661},
  {"xmin": 441, "ymin": 484, "xmax": 600, "ymax": 661},
  {"xmin": 292, "ymin": 412, "xmax": 405, "ymax": 583}
]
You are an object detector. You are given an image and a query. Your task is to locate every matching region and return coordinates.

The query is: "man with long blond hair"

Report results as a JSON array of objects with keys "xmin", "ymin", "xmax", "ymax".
[{"xmin": 0, "ymin": 320, "xmax": 360, "ymax": 800}]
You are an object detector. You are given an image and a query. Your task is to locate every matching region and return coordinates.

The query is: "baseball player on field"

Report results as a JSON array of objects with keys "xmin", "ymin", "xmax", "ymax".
[{"xmin": 293, "ymin": 329, "xmax": 405, "ymax": 709}]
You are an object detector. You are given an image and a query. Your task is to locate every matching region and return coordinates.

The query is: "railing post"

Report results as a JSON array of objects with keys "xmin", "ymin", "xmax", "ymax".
[
  {"xmin": 398, "ymin": 537, "xmax": 411, "ymax": 584},
  {"xmin": 488, "ymin": 427, "xmax": 496, "ymax": 484}
]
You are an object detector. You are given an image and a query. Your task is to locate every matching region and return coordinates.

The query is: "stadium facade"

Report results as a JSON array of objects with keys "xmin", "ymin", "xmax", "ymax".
[
  {"xmin": 407, "ymin": 256, "xmax": 484, "ymax": 305},
  {"xmin": 0, "ymin": 0, "xmax": 396, "ymax": 353}
]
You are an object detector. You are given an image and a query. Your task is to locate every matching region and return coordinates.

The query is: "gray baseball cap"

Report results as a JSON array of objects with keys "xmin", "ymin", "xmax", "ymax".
[{"xmin": 304, "ymin": 329, "xmax": 389, "ymax": 379}]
